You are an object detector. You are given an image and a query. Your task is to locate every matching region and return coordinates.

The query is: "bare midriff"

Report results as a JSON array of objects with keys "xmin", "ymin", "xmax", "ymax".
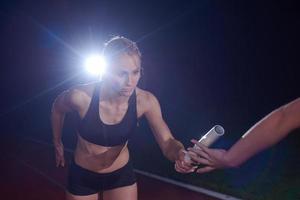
[{"xmin": 74, "ymin": 134, "xmax": 129, "ymax": 173}]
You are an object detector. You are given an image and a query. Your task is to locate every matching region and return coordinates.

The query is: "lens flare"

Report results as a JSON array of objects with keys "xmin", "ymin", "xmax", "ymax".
[{"xmin": 85, "ymin": 55, "xmax": 107, "ymax": 78}]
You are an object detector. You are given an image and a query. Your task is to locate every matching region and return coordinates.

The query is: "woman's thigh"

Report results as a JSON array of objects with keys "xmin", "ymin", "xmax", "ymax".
[
  {"xmin": 66, "ymin": 191, "xmax": 99, "ymax": 200},
  {"xmin": 103, "ymin": 183, "xmax": 137, "ymax": 200}
]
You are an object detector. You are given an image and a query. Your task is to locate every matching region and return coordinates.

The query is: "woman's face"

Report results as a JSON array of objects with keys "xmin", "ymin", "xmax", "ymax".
[{"xmin": 104, "ymin": 54, "xmax": 141, "ymax": 97}]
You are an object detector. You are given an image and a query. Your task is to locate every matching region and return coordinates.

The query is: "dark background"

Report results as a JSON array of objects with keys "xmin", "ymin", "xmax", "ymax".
[{"xmin": 0, "ymin": 1, "xmax": 299, "ymax": 199}]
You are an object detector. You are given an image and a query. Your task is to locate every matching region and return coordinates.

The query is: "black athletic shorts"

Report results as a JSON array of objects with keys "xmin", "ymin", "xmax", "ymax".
[{"xmin": 67, "ymin": 160, "xmax": 137, "ymax": 196}]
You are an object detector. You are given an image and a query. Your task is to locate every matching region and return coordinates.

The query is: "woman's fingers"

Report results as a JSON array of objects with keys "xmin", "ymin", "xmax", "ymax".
[
  {"xmin": 191, "ymin": 139, "xmax": 210, "ymax": 153},
  {"xmin": 175, "ymin": 160, "xmax": 195, "ymax": 173},
  {"xmin": 55, "ymin": 151, "xmax": 65, "ymax": 167},
  {"xmin": 196, "ymin": 166, "xmax": 215, "ymax": 174},
  {"xmin": 188, "ymin": 152, "xmax": 211, "ymax": 165},
  {"xmin": 175, "ymin": 161, "xmax": 187, "ymax": 173},
  {"xmin": 187, "ymin": 147, "xmax": 210, "ymax": 161}
]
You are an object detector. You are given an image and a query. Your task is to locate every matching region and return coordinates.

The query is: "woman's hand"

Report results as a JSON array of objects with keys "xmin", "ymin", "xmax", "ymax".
[
  {"xmin": 54, "ymin": 140, "xmax": 65, "ymax": 167},
  {"xmin": 187, "ymin": 139, "xmax": 229, "ymax": 174},
  {"xmin": 174, "ymin": 149, "xmax": 197, "ymax": 173}
]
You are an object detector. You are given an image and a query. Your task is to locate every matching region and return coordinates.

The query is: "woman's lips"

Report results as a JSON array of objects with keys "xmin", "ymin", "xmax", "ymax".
[{"xmin": 121, "ymin": 88, "xmax": 132, "ymax": 92}]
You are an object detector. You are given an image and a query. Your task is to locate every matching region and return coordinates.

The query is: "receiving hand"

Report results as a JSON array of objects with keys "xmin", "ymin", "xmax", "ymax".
[
  {"xmin": 187, "ymin": 139, "xmax": 228, "ymax": 174},
  {"xmin": 174, "ymin": 149, "xmax": 197, "ymax": 173}
]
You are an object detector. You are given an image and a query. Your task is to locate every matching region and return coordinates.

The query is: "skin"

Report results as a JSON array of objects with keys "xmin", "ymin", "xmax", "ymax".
[
  {"xmin": 51, "ymin": 53, "xmax": 193, "ymax": 200},
  {"xmin": 185, "ymin": 97, "xmax": 300, "ymax": 174}
]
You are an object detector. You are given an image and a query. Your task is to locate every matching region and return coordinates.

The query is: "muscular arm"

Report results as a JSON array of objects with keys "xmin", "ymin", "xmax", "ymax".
[
  {"xmin": 191, "ymin": 97, "xmax": 300, "ymax": 172},
  {"xmin": 143, "ymin": 92, "xmax": 184, "ymax": 161},
  {"xmin": 224, "ymin": 97, "xmax": 300, "ymax": 167},
  {"xmin": 51, "ymin": 88, "xmax": 83, "ymax": 166},
  {"xmin": 51, "ymin": 90, "xmax": 74, "ymax": 144}
]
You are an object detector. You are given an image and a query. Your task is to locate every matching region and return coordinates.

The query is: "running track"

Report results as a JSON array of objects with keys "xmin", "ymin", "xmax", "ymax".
[{"xmin": 0, "ymin": 136, "xmax": 229, "ymax": 200}]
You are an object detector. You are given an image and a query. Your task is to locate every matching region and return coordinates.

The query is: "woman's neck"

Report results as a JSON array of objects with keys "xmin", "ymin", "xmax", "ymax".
[{"xmin": 100, "ymin": 82, "xmax": 130, "ymax": 105}]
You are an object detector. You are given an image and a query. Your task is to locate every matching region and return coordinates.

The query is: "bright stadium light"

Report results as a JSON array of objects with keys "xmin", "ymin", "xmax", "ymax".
[{"xmin": 85, "ymin": 54, "xmax": 107, "ymax": 79}]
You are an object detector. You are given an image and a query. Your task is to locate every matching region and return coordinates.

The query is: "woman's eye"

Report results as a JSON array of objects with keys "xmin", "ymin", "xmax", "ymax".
[
  {"xmin": 133, "ymin": 70, "xmax": 140, "ymax": 75},
  {"xmin": 118, "ymin": 72, "xmax": 126, "ymax": 77}
]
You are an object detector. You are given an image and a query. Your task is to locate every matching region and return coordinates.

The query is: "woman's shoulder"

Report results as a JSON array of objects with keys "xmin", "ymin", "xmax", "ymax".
[
  {"xmin": 136, "ymin": 87, "xmax": 159, "ymax": 106},
  {"xmin": 65, "ymin": 82, "xmax": 98, "ymax": 106},
  {"xmin": 69, "ymin": 82, "xmax": 98, "ymax": 97}
]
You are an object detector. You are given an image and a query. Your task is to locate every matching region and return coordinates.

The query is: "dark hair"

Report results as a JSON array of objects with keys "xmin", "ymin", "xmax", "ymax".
[{"xmin": 102, "ymin": 36, "xmax": 141, "ymax": 60}]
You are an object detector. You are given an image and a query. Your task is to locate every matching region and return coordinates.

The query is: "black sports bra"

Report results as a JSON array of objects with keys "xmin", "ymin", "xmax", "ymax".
[{"xmin": 77, "ymin": 82, "xmax": 137, "ymax": 146}]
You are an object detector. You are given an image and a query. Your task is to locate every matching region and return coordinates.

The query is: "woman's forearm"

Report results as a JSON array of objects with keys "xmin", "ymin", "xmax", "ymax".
[
  {"xmin": 51, "ymin": 92, "xmax": 71, "ymax": 145},
  {"xmin": 163, "ymin": 138, "xmax": 185, "ymax": 161},
  {"xmin": 225, "ymin": 98, "xmax": 300, "ymax": 167},
  {"xmin": 51, "ymin": 105, "xmax": 66, "ymax": 145}
]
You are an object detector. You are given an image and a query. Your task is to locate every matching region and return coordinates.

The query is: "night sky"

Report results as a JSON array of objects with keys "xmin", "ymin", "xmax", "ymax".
[{"xmin": 0, "ymin": 1, "xmax": 299, "ymax": 199}]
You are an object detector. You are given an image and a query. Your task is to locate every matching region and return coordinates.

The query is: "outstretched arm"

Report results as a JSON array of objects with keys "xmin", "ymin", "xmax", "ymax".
[
  {"xmin": 143, "ymin": 92, "xmax": 195, "ymax": 173},
  {"xmin": 188, "ymin": 97, "xmax": 300, "ymax": 173}
]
